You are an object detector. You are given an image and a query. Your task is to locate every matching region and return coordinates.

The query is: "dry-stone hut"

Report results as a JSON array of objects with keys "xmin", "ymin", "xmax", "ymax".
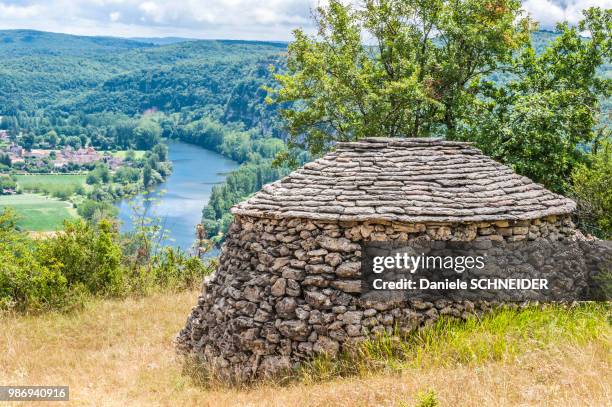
[{"xmin": 177, "ymin": 137, "xmax": 578, "ymax": 380}]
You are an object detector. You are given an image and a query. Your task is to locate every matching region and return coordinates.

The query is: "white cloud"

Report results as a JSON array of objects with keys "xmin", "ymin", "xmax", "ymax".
[
  {"xmin": 0, "ymin": 0, "xmax": 607, "ymax": 40},
  {"xmin": 0, "ymin": 3, "xmax": 42, "ymax": 19},
  {"xmin": 523, "ymin": 0, "xmax": 612, "ymax": 27},
  {"xmin": 138, "ymin": 1, "xmax": 162, "ymax": 22}
]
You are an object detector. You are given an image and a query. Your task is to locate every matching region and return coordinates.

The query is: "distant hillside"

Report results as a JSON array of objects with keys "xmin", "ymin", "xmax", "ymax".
[
  {"xmin": 0, "ymin": 29, "xmax": 152, "ymax": 57},
  {"xmin": 0, "ymin": 31, "xmax": 287, "ymax": 133},
  {"xmin": 129, "ymin": 37, "xmax": 197, "ymax": 45}
]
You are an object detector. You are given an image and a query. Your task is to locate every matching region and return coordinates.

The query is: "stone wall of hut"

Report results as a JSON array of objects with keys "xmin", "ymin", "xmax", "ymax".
[{"xmin": 176, "ymin": 214, "xmax": 577, "ymax": 380}]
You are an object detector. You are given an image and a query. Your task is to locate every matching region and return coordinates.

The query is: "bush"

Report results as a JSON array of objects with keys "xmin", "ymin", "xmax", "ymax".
[
  {"xmin": 75, "ymin": 184, "xmax": 86, "ymax": 195},
  {"xmin": 77, "ymin": 199, "xmax": 118, "ymax": 220},
  {"xmin": 0, "ymin": 210, "xmax": 70, "ymax": 312},
  {"xmin": 38, "ymin": 219, "xmax": 125, "ymax": 296},
  {"xmin": 0, "ymin": 209, "xmax": 213, "ymax": 313},
  {"xmin": 86, "ymin": 172, "xmax": 100, "ymax": 185},
  {"xmin": 52, "ymin": 188, "xmax": 72, "ymax": 200}
]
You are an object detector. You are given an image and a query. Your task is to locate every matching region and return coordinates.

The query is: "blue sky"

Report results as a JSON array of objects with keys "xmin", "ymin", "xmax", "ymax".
[{"xmin": 0, "ymin": 0, "xmax": 608, "ymax": 41}]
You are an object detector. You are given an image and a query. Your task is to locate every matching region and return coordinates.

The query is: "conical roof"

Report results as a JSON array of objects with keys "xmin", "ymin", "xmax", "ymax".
[{"xmin": 231, "ymin": 138, "xmax": 576, "ymax": 223}]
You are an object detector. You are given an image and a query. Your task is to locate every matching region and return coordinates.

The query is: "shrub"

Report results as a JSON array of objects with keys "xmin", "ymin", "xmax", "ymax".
[
  {"xmin": 38, "ymin": 219, "xmax": 125, "ymax": 296},
  {"xmin": 52, "ymin": 188, "xmax": 72, "ymax": 200},
  {"xmin": 150, "ymin": 247, "xmax": 212, "ymax": 291},
  {"xmin": 86, "ymin": 172, "xmax": 100, "ymax": 185},
  {"xmin": 414, "ymin": 390, "xmax": 439, "ymax": 407},
  {"xmin": 0, "ymin": 209, "xmax": 70, "ymax": 312},
  {"xmin": 0, "ymin": 209, "xmax": 213, "ymax": 313},
  {"xmin": 74, "ymin": 184, "xmax": 86, "ymax": 195},
  {"xmin": 77, "ymin": 199, "xmax": 118, "ymax": 220}
]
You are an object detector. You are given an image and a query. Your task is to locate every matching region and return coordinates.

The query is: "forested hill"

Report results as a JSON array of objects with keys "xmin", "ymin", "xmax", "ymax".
[
  {"xmin": 0, "ymin": 29, "xmax": 153, "ymax": 57},
  {"xmin": 0, "ymin": 29, "xmax": 287, "ymax": 125}
]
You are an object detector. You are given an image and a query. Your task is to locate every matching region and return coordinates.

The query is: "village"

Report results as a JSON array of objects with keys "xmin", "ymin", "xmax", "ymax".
[{"xmin": 0, "ymin": 130, "xmax": 124, "ymax": 172}]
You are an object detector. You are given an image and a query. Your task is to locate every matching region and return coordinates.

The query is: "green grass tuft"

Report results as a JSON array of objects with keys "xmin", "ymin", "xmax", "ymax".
[{"xmin": 299, "ymin": 303, "xmax": 610, "ymax": 383}]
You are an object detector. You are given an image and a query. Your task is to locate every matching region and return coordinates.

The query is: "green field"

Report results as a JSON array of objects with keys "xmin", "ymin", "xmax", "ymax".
[
  {"xmin": 0, "ymin": 193, "xmax": 78, "ymax": 231},
  {"xmin": 15, "ymin": 174, "xmax": 87, "ymax": 197},
  {"xmin": 16, "ymin": 174, "xmax": 87, "ymax": 188},
  {"xmin": 111, "ymin": 150, "xmax": 146, "ymax": 159}
]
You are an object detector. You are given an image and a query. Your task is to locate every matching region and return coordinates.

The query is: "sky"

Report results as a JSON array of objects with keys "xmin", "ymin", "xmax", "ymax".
[{"xmin": 0, "ymin": 0, "xmax": 609, "ymax": 41}]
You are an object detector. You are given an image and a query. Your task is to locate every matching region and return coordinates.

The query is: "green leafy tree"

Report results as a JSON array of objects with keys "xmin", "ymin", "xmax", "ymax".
[
  {"xmin": 21, "ymin": 133, "xmax": 35, "ymax": 150},
  {"xmin": 65, "ymin": 136, "xmax": 82, "ymax": 149},
  {"xmin": 461, "ymin": 7, "xmax": 611, "ymax": 192},
  {"xmin": 142, "ymin": 162, "xmax": 153, "ymax": 188},
  {"xmin": 96, "ymin": 164, "xmax": 111, "ymax": 184},
  {"xmin": 571, "ymin": 139, "xmax": 612, "ymax": 238},
  {"xmin": 152, "ymin": 143, "xmax": 169, "ymax": 162},
  {"xmin": 269, "ymin": 0, "xmax": 530, "ymax": 156},
  {"xmin": 113, "ymin": 166, "xmax": 141, "ymax": 184},
  {"xmin": 0, "ymin": 176, "xmax": 16, "ymax": 193},
  {"xmin": 0, "ymin": 153, "xmax": 11, "ymax": 168},
  {"xmin": 77, "ymin": 199, "xmax": 119, "ymax": 221},
  {"xmin": 44, "ymin": 130, "xmax": 59, "ymax": 147},
  {"xmin": 134, "ymin": 119, "xmax": 162, "ymax": 150},
  {"xmin": 114, "ymin": 120, "xmax": 137, "ymax": 149},
  {"xmin": 86, "ymin": 172, "xmax": 100, "ymax": 185}
]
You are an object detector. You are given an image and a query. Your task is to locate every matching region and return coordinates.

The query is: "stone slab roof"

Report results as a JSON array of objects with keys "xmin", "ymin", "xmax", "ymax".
[{"xmin": 231, "ymin": 138, "xmax": 576, "ymax": 223}]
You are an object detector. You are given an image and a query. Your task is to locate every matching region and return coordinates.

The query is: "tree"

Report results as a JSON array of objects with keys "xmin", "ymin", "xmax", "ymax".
[
  {"xmin": 0, "ymin": 176, "xmax": 17, "ymax": 193},
  {"xmin": 271, "ymin": 2, "xmax": 610, "ymax": 195},
  {"xmin": 0, "ymin": 153, "xmax": 11, "ymax": 167},
  {"xmin": 114, "ymin": 120, "xmax": 136, "ymax": 149},
  {"xmin": 142, "ymin": 163, "xmax": 153, "ymax": 188},
  {"xmin": 269, "ymin": 0, "xmax": 530, "ymax": 157},
  {"xmin": 113, "ymin": 166, "xmax": 140, "ymax": 184},
  {"xmin": 460, "ymin": 7, "xmax": 611, "ymax": 192},
  {"xmin": 66, "ymin": 136, "xmax": 82, "ymax": 149},
  {"xmin": 134, "ymin": 119, "xmax": 162, "ymax": 150},
  {"xmin": 77, "ymin": 199, "xmax": 119, "ymax": 221},
  {"xmin": 21, "ymin": 133, "xmax": 35, "ymax": 150},
  {"xmin": 95, "ymin": 164, "xmax": 111, "ymax": 184},
  {"xmin": 152, "ymin": 143, "xmax": 168, "ymax": 162},
  {"xmin": 86, "ymin": 172, "xmax": 100, "ymax": 185},
  {"xmin": 571, "ymin": 139, "xmax": 612, "ymax": 239},
  {"xmin": 45, "ymin": 130, "xmax": 59, "ymax": 147}
]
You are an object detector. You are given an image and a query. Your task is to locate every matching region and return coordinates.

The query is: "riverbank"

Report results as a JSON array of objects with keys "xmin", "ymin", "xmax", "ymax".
[
  {"xmin": 116, "ymin": 141, "xmax": 237, "ymax": 251},
  {"xmin": 1, "ymin": 292, "xmax": 608, "ymax": 406}
]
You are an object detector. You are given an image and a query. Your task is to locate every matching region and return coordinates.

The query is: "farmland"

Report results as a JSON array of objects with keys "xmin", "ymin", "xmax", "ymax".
[
  {"xmin": 0, "ymin": 193, "xmax": 78, "ymax": 231},
  {"xmin": 111, "ymin": 150, "xmax": 146, "ymax": 159},
  {"xmin": 15, "ymin": 174, "xmax": 87, "ymax": 196}
]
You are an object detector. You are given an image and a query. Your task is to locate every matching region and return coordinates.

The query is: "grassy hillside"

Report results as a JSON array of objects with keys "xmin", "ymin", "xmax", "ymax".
[{"xmin": 0, "ymin": 291, "xmax": 608, "ymax": 406}]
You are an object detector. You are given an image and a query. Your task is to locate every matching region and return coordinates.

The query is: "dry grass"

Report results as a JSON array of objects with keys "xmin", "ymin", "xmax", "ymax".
[{"xmin": 1, "ymin": 292, "xmax": 610, "ymax": 407}]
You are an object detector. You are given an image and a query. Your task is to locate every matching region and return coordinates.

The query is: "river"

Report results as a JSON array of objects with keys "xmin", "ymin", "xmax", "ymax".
[{"xmin": 116, "ymin": 141, "xmax": 238, "ymax": 252}]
